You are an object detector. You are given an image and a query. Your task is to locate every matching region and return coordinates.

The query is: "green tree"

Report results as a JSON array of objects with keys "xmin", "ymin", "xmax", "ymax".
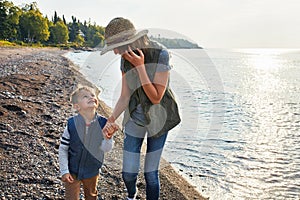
[
  {"xmin": 48, "ymin": 11, "xmax": 68, "ymax": 44},
  {"xmin": 49, "ymin": 20, "xmax": 69, "ymax": 44},
  {"xmin": 75, "ymin": 34, "xmax": 84, "ymax": 46},
  {"xmin": 62, "ymin": 15, "xmax": 66, "ymax": 25},
  {"xmin": 91, "ymin": 32, "xmax": 104, "ymax": 47},
  {"xmin": 0, "ymin": 1, "xmax": 10, "ymax": 39},
  {"xmin": 53, "ymin": 11, "xmax": 61, "ymax": 24},
  {"xmin": 19, "ymin": 3, "xmax": 50, "ymax": 42},
  {"xmin": 68, "ymin": 16, "xmax": 80, "ymax": 42},
  {"xmin": 81, "ymin": 21, "xmax": 105, "ymax": 47},
  {"xmin": 0, "ymin": 0, "xmax": 21, "ymax": 40}
]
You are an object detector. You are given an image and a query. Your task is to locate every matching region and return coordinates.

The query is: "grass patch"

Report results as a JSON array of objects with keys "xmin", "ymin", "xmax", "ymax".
[{"xmin": 0, "ymin": 40, "xmax": 16, "ymax": 46}]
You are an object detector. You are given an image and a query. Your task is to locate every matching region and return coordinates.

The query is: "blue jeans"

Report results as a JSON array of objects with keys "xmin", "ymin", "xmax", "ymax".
[{"xmin": 122, "ymin": 119, "xmax": 168, "ymax": 200}]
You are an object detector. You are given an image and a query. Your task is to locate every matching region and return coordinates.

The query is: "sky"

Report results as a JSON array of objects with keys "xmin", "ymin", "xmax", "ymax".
[{"xmin": 10, "ymin": 0, "xmax": 300, "ymax": 48}]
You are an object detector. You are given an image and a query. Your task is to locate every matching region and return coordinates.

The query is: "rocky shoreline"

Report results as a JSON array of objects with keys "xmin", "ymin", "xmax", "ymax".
[{"xmin": 0, "ymin": 47, "xmax": 206, "ymax": 199}]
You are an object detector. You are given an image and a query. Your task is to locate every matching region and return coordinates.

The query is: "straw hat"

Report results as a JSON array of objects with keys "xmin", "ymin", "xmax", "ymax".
[{"xmin": 100, "ymin": 17, "xmax": 148, "ymax": 55}]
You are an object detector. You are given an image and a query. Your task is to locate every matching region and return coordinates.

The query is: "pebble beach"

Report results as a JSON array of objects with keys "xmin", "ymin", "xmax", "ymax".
[{"xmin": 0, "ymin": 47, "xmax": 206, "ymax": 200}]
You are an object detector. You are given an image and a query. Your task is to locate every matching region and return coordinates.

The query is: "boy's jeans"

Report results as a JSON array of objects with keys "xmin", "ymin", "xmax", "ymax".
[{"xmin": 122, "ymin": 119, "xmax": 168, "ymax": 200}]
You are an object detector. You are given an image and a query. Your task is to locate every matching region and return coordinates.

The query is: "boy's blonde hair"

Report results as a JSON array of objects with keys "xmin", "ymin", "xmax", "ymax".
[{"xmin": 70, "ymin": 86, "xmax": 96, "ymax": 104}]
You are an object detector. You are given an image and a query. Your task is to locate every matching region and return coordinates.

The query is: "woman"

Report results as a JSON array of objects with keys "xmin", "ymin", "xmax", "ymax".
[{"xmin": 101, "ymin": 17, "xmax": 180, "ymax": 200}]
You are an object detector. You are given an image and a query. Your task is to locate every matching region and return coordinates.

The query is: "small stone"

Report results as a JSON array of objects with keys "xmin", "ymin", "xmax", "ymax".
[
  {"xmin": 17, "ymin": 110, "xmax": 27, "ymax": 117},
  {"xmin": 2, "ymin": 104, "xmax": 22, "ymax": 112}
]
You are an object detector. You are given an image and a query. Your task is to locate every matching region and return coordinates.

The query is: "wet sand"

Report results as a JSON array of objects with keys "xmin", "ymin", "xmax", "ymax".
[{"xmin": 0, "ymin": 46, "xmax": 207, "ymax": 199}]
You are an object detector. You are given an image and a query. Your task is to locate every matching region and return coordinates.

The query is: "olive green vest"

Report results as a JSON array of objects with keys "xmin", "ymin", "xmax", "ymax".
[{"xmin": 122, "ymin": 43, "xmax": 181, "ymax": 138}]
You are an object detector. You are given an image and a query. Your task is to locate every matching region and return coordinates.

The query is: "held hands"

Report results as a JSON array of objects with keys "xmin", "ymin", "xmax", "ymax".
[
  {"xmin": 103, "ymin": 122, "xmax": 119, "ymax": 139},
  {"xmin": 122, "ymin": 47, "xmax": 144, "ymax": 68},
  {"xmin": 62, "ymin": 173, "xmax": 74, "ymax": 183}
]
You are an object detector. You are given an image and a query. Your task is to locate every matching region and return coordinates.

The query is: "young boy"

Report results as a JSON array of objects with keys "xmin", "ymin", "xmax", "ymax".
[{"xmin": 59, "ymin": 86, "xmax": 118, "ymax": 200}]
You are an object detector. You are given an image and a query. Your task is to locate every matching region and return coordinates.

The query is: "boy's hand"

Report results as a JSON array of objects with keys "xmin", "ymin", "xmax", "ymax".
[
  {"xmin": 103, "ymin": 122, "xmax": 119, "ymax": 139},
  {"xmin": 62, "ymin": 173, "xmax": 74, "ymax": 183}
]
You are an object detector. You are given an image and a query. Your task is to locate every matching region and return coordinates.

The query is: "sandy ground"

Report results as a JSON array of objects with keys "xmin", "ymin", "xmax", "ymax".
[{"xmin": 0, "ymin": 46, "xmax": 207, "ymax": 199}]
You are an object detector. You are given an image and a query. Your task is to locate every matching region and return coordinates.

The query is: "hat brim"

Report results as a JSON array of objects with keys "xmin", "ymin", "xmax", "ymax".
[{"xmin": 100, "ymin": 29, "xmax": 148, "ymax": 55}]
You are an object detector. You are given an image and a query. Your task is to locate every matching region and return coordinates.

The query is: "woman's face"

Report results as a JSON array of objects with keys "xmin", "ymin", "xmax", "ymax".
[
  {"xmin": 113, "ymin": 48, "xmax": 120, "ymax": 55},
  {"xmin": 114, "ymin": 44, "xmax": 131, "ymax": 55}
]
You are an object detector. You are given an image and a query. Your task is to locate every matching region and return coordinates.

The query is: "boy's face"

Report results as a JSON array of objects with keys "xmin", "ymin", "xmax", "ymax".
[{"xmin": 74, "ymin": 90, "xmax": 98, "ymax": 111}]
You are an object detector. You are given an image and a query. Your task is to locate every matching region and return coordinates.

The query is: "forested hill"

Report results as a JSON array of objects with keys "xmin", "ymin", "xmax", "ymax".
[
  {"xmin": 150, "ymin": 36, "xmax": 202, "ymax": 49},
  {"xmin": 0, "ymin": 1, "xmax": 202, "ymax": 49}
]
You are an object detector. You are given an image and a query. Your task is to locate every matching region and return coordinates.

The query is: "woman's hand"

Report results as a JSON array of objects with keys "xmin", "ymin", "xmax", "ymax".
[
  {"xmin": 122, "ymin": 47, "xmax": 144, "ymax": 68},
  {"xmin": 103, "ymin": 122, "xmax": 119, "ymax": 139},
  {"xmin": 123, "ymin": 47, "xmax": 169, "ymax": 104}
]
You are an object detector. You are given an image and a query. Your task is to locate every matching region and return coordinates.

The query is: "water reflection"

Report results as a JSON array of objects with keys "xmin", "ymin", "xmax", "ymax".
[
  {"xmin": 224, "ymin": 50, "xmax": 300, "ymax": 199},
  {"xmin": 167, "ymin": 49, "xmax": 300, "ymax": 199},
  {"xmin": 241, "ymin": 53, "xmax": 285, "ymax": 142}
]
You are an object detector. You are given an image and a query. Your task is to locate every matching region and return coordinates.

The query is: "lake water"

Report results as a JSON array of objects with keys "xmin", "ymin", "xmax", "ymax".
[{"xmin": 65, "ymin": 48, "xmax": 300, "ymax": 200}]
